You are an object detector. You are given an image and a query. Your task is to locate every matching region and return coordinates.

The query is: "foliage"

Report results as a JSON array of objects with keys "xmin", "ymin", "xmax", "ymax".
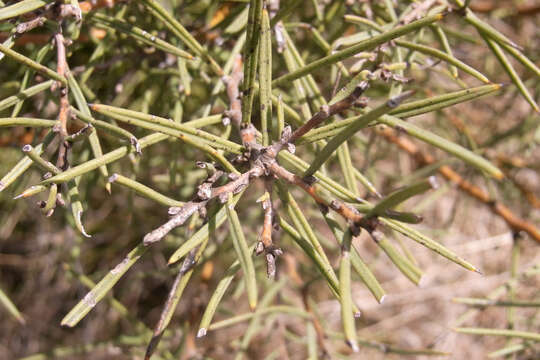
[{"xmin": 0, "ymin": 0, "xmax": 539, "ymax": 359}]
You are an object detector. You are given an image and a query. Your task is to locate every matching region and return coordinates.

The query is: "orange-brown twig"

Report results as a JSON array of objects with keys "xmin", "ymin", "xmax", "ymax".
[
  {"xmin": 267, "ymin": 161, "xmax": 364, "ymax": 225},
  {"xmin": 256, "ymin": 179, "xmax": 282, "ymax": 279},
  {"xmin": 377, "ymin": 126, "xmax": 540, "ymax": 244}
]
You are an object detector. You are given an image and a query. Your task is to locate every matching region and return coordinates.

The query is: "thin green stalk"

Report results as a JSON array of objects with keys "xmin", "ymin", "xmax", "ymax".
[
  {"xmin": 89, "ymin": 13, "xmax": 195, "ymax": 60},
  {"xmin": 22, "ymin": 144, "xmax": 60, "ymax": 175},
  {"xmin": 70, "ymin": 107, "xmax": 139, "ymax": 146},
  {"xmin": 0, "ymin": 80, "xmax": 53, "ymax": 111},
  {"xmin": 226, "ymin": 194, "xmax": 258, "ymax": 310},
  {"xmin": 276, "ymin": 95, "xmax": 284, "ymax": 139},
  {"xmin": 306, "ymin": 322, "xmax": 318, "ymax": 360},
  {"xmin": 377, "ymin": 236, "xmax": 423, "ymax": 285},
  {"xmin": 140, "ymin": 0, "xmax": 223, "ymax": 75},
  {"xmin": 93, "ymin": 112, "xmax": 237, "ymax": 173},
  {"xmin": 0, "ymin": 118, "xmax": 56, "ymax": 128},
  {"xmin": 480, "ymin": 32, "xmax": 539, "ymax": 112},
  {"xmin": 0, "ymin": 286, "xmax": 24, "ymax": 324},
  {"xmin": 431, "ymin": 24, "xmax": 458, "ymax": 78},
  {"xmin": 13, "ymin": 185, "xmax": 48, "ymax": 199},
  {"xmin": 496, "ymin": 39, "xmax": 540, "ymax": 79},
  {"xmin": 40, "ymin": 133, "xmax": 168, "ymax": 185},
  {"xmin": 108, "ymin": 174, "xmax": 184, "ymax": 207},
  {"xmin": 462, "ymin": 8, "xmax": 522, "ymax": 51},
  {"xmin": 395, "ymin": 40, "xmax": 490, "ymax": 83},
  {"xmin": 242, "ymin": 0, "xmax": 263, "ymax": 124},
  {"xmin": 381, "ymin": 218, "xmax": 480, "ymax": 273},
  {"xmin": 339, "ymin": 229, "xmax": 359, "ymax": 352},
  {"xmin": 391, "ymin": 84, "xmax": 502, "ymax": 118},
  {"xmin": 61, "ymin": 244, "xmax": 147, "ymax": 327},
  {"xmin": 454, "ymin": 327, "xmax": 540, "ymax": 341},
  {"xmin": 279, "ymin": 216, "xmax": 344, "ymax": 302},
  {"xmin": 303, "ymin": 92, "xmax": 413, "ymax": 177},
  {"xmin": 197, "ymin": 261, "xmax": 241, "ymax": 337},
  {"xmin": 259, "ymin": 8, "xmax": 272, "ymax": 145},
  {"xmin": 0, "ymin": 0, "xmax": 50, "ymax": 21},
  {"xmin": 488, "ymin": 344, "xmax": 526, "ymax": 358},
  {"xmin": 453, "ymin": 298, "xmax": 540, "ymax": 307},
  {"xmin": 337, "ymin": 144, "xmax": 359, "ymax": 196},
  {"xmin": 344, "ymin": 237, "xmax": 387, "ymax": 303},
  {"xmin": 366, "ymin": 177, "xmax": 437, "ymax": 218},
  {"xmin": 376, "ymin": 114, "xmax": 504, "ymax": 179},
  {"xmin": 42, "ymin": 183, "xmax": 57, "ymax": 214},
  {"xmin": 0, "ymin": 44, "xmax": 67, "ymax": 85},
  {"xmin": 11, "ymin": 44, "xmax": 52, "ymax": 117},
  {"xmin": 353, "ymin": 168, "xmax": 381, "ymax": 198},
  {"xmin": 277, "ymin": 183, "xmax": 336, "ymax": 278},
  {"xmin": 272, "ymin": 14, "xmax": 443, "ymax": 86},
  {"xmin": 90, "ymin": 104, "xmax": 243, "ymax": 154},
  {"xmin": 67, "ymin": 72, "xmax": 110, "ymax": 192}
]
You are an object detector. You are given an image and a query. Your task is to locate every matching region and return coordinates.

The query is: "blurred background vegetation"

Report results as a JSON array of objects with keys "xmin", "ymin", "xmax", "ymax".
[{"xmin": 0, "ymin": 0, "xmax": 539, "ymax": 359}]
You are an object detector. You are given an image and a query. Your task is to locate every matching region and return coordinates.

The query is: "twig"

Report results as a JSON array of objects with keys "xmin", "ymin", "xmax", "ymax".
[
  {"xmin": 288, "ymin": 82, "xmax": 369, "ymax": 144},
  {"xmin": 53, "ymin": 30, "xmax": 71, "ymax": 171},
  {"xmin": 377, "ymin": 126, "xmax": 540, "ymax": 244},
  {"xmin": 144, "ymin": 247, "xmax": 199, "ymax": 360},
  {"xmin": 222, "ymin": 55, "xmax": 243, "ymax": 129},
  {"xmin": 267, "ymin": 161, "xmax": 364, "ymax": 225},
  {"xmin": 256, "ymin": 180, "xmax": 282, "ymax": 279},
  {"xmin": 143, "ymin": 167, "xmax": 264, "ymax": 246},
  {"xmin": 15, "ymin": 16, "xmax": 46, "ymax": 35}
]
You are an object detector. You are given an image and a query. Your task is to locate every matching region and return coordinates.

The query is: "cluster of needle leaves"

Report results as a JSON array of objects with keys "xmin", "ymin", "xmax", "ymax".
[{"xmin": 0, "ymin": 0, "xmax": 539, "ymax": 359}]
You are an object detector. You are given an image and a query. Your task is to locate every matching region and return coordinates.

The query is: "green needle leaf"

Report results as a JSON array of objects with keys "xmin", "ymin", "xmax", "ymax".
[
  {"xmin": 367, "ymin": 177, "xmax": 438, "ymax": 218},
  {"xmin": 272, "ymin": 13, "xmax": 444, "ymax": 86},
  {"xmin": 61, "ymin": 244, "xmax": 147, "ymax": 327},
  {"xmin": 0, "ymin": 117, "xmax": 56, "ymax": 128},
  {"xmin": 454, "ymin": 327, "xmax": 540, "ymax": 341},
  {"xmin": 0, "ymin": 80, "xmax": 54, "ymax": 112},
  {"xmin": 89, "ymin": 13, "xmax": 195, "ymax": 60},
  {"xmin": 259, "ymin": 8, "xmax": 272, "ymax": 145},
  {"xmin": 0, "ymin": 0, "xmax": 51, "ymax": 21},
  {"xmin": 198, "ymin": 261, "xmax": 241, "ymax": 337},
  {"xmin": 108, "ymin": 174, "xmax": 184, "ymax": 208},
  {"xmin": 395, "ymin": 40, "xmax": 490, "ymax": 83},
  {"xmin": 226, "ymin": 193, "xmax": 258, "ymax": 310},
  {"xmin": 303, "ymin": 91, "xmax": 414, "ymax": 178},
  {"xmin": 339, "ymin": 229, "xmax": 359, "ymax": 352},
  {"xmin": 0, "ymin": 44, "xmax": 67, "ymax": 85}
]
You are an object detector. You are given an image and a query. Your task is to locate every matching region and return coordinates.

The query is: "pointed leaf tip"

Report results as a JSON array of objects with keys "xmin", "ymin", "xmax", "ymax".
[
  {"xmin": 76, "ymin": 211, "xmax": 92, "ymax": 238},
  {"xmin": 348, "ymin": 339, "xmax": 360, "ymax": 352}
]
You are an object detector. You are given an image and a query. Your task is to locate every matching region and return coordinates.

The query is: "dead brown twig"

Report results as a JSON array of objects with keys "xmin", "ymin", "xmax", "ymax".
[
  {"xmin": 377, "ymin": 126, "xmax": 540, "ymax": 244},
  {"xmin": 255, "ymin": 179, "xmax": 282, "ymax": 279},
  {"xmin": 447, "ymin": 112, "xmax": 540, "ymax": 211},
  {"xmin": 143, "ymin": 166, "xmax": 264, "ymax": 246}
]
